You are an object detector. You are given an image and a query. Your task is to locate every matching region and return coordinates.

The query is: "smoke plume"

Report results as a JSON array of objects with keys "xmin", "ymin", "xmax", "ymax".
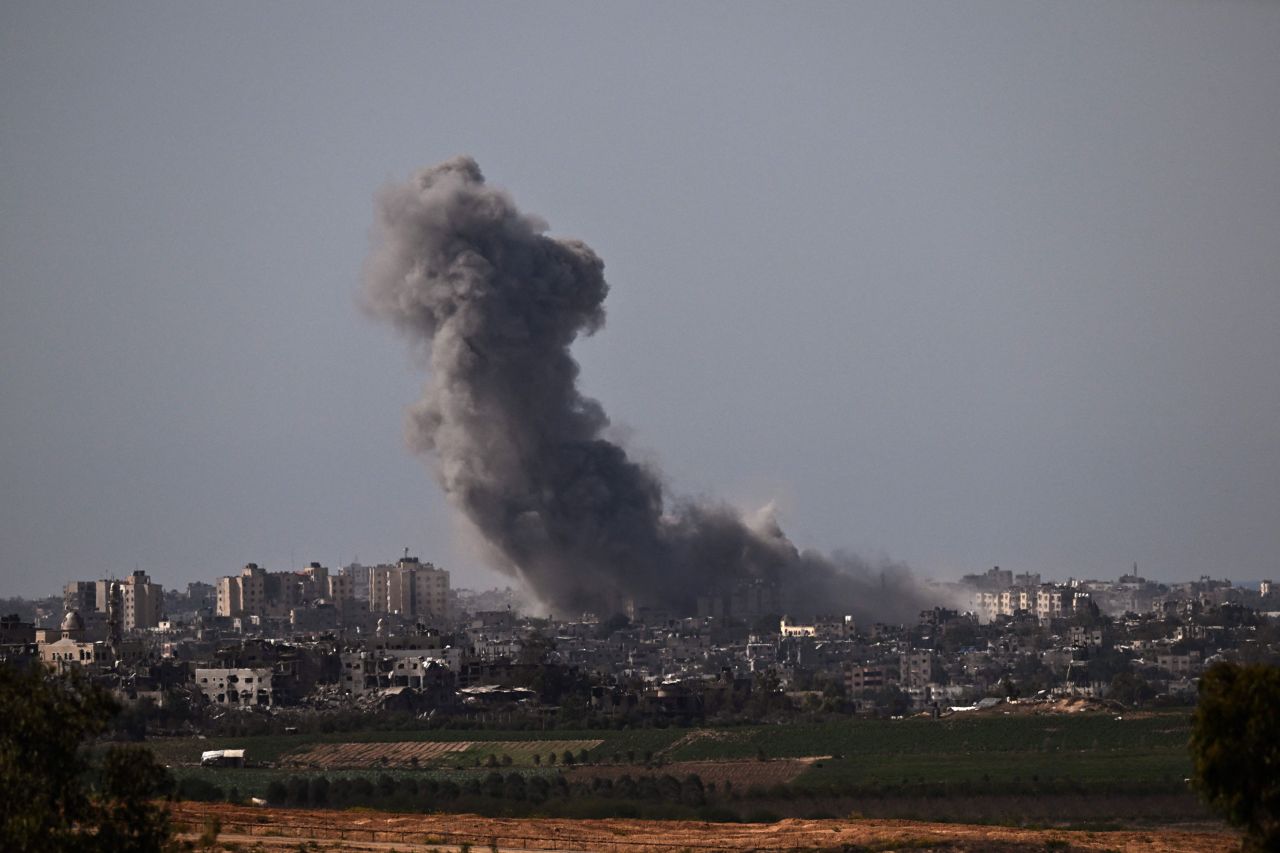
[{"xmin": 364, "ymin": 157, "xmax": 934, "ymax": 622}]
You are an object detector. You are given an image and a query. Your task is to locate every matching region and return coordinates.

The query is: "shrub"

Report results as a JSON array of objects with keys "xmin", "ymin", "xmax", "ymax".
[{"xmin": 177, "ymin": 776, "xmax": 226, "ymax": 803}]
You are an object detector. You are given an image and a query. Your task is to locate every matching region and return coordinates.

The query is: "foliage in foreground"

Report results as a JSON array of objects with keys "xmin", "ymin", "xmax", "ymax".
[
  {"xmin": 1190, "ymin": 661, "xmax": 1280, "ymax": 852},
  {"xmin": 0, "ymin": 664, "xmax": 178, "ymax": 852}
]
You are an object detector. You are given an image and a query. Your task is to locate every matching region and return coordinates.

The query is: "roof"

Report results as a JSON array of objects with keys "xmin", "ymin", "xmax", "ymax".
[{"xmin": 201, "ymin": 749, "xmax": 245, "ymax": 762}]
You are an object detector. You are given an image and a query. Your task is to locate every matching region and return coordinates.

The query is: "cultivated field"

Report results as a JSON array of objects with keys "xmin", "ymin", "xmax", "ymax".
[
  {"xmin": 284, "ymin": 739, "xmax": 605, "ymax": 769},
  {"xmin": 147, "ymin": 728, "xmax": 682, "ymax": 767},
  {"xmin": 149, "ymin": 710, "xmax": 1210, "ymax": 826},
  {"xmin": 662, "ymin": 713, "xmax": 1195, "ymax": 793},
  {"xmin": 565, "ymin": 758, "xmax": 816, "ymax": 789}
]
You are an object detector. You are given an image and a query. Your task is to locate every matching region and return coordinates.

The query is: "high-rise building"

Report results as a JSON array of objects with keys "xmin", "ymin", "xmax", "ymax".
[
  {"xmin": 327, "ymin": 572, "xmax": 355, "ymax": 602},
  {"xmin": 63, "ymin": 581, "xmax": 98, "ymax": 614},
  {"xmin": 119, "ymin": 570, "xmax": 163, "ymax": 632},
  {"xmin": 217, "ymin": 561, "xmax": 355, "ymax": 621},
  {"xmin": 217, "ymin": 563, "xmax": 268, "ymax": 618},
  {"xmin": 63, "ymin": 572, "xmax": 161, "ymax": 633},
  {"xmin": 366, "ymin": 556, "xmax": 450, "ymax": 622},
  {"xmin": 340, "ymin": 563, "xmax": 370, "ymax": 601}
]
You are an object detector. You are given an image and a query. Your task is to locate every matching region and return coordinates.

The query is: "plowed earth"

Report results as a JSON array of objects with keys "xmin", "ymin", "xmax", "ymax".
[
  {"xmin": 283, "ymin": 740, "xmax": 604, "ymax": 769},
  {"xmin": 170, "ymin": 802, "xmax": 1237, "ymax": 852}
]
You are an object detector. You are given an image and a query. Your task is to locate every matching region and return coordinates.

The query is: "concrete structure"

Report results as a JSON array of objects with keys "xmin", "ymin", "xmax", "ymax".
[
  {"xmin": 217, "ymin": 563, "xmax": 268, "ymax": 618},
  {"xmin": 327, "ymin": 571, "xmax": 355, "ymax": 602},
  {"xmin": 40, "ymin": 636, "xmax": 111, "ymax": 671},
  {"xmin": 899, "ymin": 649, "xmax": 941, "ymax": 690},
  {"xmin": 340, "ymin": 562, "xmax": 370, "ymax": 601},
  {"xmin": 1156, "ymin": 650, "xmax": 1203, "ymax": 677},
  {"xmin": 217, "ymin": 561, "xmax": 351, "ymax": 622},
  {"xmin": 195, "ymin": 667, "xmax": 275, "ymax": 706},
  {"xmin": 62, "ymin": 571, "xmax": 162, "ymax": 633},
  {"xmin": 64, "ymin": 581, "xmax": 98, "ymax": 614},
  {"xmin": 845, "ymin": 664, "xmax": 895, "ymax": 696},
  {"xmin": 366, "ymin": 556, "xmax": 450, "ymax": 623},
  {"xmin": 119, "ymin": 570, "xmax": 163, "ymax": 631},
  {"xmin": 779, "ymin": 616, "xmax": 816, "ymax": 638},
  {"xmin": 340, "ymin": 631, "xmax": 461, "ymax": 695},
  {"xmin": 695, "ymin": 577, "xmax": 779, "ymax": 621},
  {"xmin": 0, "ymin": 614, "xmax": 36, "ymax": 645},
  {"xmin": 815, "ymin": 614, "xmax": 856, "ymax": 638}
]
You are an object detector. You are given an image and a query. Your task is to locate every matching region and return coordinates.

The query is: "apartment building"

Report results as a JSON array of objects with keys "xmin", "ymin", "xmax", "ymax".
[
  {"xmin": 195, "ymin": 666, "xmax": 276, "ymax": 706},
  {"xmin": 367, "ymin": 556, "xmax": 450, "ymax": 622},
  {"xmin": 119, "ymin": 570, "xmax": 163, "ymax": 632},
  {"xmin": 62, "ymin": 571, "xmax": 162, "ymax": 633},
  {"xmin": 845, "ymin": 664, "xmax": 896, "ymax": 696}
]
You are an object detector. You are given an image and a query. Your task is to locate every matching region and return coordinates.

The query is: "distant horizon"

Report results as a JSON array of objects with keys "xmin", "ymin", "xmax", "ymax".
[{"xmin": 3, "ymin": 561, "xmax": 1273, "ymax": 608}]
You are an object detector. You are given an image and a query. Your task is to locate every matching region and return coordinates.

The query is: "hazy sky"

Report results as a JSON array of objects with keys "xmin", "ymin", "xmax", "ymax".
[{"xmin": 3, "ymin": 2, "xmax": 1278, "ymax": 598}]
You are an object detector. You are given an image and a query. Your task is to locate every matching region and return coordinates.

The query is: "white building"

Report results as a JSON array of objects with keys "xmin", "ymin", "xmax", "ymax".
[
  {"xmin": 779, "ymin": 617, "xmax": 816, "ymax": 638},
  {"xmin": 195, "ymin": 667, "xmax": 276, "ymax": 707},
  {"xmin": 40, "ymin": 637, "xmax": 112, "ymax": 672}
]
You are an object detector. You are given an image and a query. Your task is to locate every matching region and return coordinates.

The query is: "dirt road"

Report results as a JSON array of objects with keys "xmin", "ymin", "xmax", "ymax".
[{"xmin": 170, "ymin": 802, "xmax": 1237, "ymax": 852}]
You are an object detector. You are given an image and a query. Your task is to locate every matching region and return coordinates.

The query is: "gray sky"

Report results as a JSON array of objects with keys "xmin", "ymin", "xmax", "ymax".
[{"xmin": 3, "ymin": 2, "xmax": 1278, "ymax": 598}]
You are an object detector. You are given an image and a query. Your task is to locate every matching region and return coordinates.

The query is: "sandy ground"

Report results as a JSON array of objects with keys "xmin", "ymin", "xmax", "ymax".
[{"xmin": 170, "ymin": 802, "xmax": 1239, "ymax": 852}]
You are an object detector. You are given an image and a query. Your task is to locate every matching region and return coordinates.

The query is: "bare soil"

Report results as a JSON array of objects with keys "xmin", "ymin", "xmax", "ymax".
[{"xmin": 170, "ymin": 801, "xmax": 1239, "ymax": 852}]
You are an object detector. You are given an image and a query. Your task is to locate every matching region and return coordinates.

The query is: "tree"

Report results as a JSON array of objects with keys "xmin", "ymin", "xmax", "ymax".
[
  {"xmin": 265, "ymin": 780, "xmax": 288, "ymax": 804},
  {"xmin": 0, "ymin": 664, "xmax": 176, "ymax": 853},
  {"xmin": 1109, "ymin": 672, "xmax": 1156, "ymax": 708},
  {"xmin": 871, "ymin": 684, "xmax": 911, "ymax": 717},
  {"xmin": 1190, "ymin": 662, "xmax": 1280, "ymax": 852},
  {"xmin": 92, "ymin": 745, "xmax": 176, "ymax": 850},
  {"xmin": 680, "ymin": 774, "xmax": 705, "ymax": 806}
]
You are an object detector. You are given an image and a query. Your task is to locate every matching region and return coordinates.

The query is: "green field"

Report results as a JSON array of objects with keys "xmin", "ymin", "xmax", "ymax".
[
  {"xmin": 147, "ymin": 711, "xmax": 1194, "ymax": 801},
  {"xmin": 168, "ymin": 764, "xmax": 562, "ymax": 797},
  {"xmin": 658, "ymin": 713, "xmax": 1193, "ymax": 792},
  {"xmin": 665, "ymin": 713, "xmax": 1191, "ymax": 760}
]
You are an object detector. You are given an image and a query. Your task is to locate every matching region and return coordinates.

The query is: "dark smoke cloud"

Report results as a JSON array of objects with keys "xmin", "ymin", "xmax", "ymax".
[{"xmin": 364, "ymin": 156, "xmax": 936, "ymax": 622}]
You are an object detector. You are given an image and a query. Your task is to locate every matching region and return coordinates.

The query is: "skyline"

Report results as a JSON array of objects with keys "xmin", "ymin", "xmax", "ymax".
[
  {"xmin": 4, "ymin": 3, "xmax": 1279, "ymax": 598},
  {"xmin": 9, "ymin": 547, "xmax": 1270, "ymax": 609}
]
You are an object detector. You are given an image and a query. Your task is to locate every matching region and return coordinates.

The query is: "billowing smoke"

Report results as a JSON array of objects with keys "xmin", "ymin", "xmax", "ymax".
[{"xmin": 364, "ymin": 156, "xmax": 935, "ymax": 622}]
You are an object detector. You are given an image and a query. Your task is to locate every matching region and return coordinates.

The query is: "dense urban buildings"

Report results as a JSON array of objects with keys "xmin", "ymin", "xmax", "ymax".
[{"xmin": 1, "ymin": 556, "xmax": 1276, "ymax": 725}]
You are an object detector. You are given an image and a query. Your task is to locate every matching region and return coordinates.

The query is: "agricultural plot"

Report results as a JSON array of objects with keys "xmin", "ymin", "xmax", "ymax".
[
  {"xmin": 650, "ymin": 713, "xmax": 1195, "ymax": 795},
  {"xmin": 283, "ymin": 739, "xmax": 603, "ymax": 769},
  {"xmin": 148, "ymin": 711, "xmax": 1194, "ymax": 806},
  {"xmin": 282, "ymin": 741, "xmax": 469, "ymax": 768},
  {"xmin": 566, "ymin": 758, "xmax": 816, "ymax": 789},
  {"xmin": 147, "ymin": 727, "xmax": 685, "ymax": 768},
  {"xmin": 168, "ymin": 763, "xmax": 560, "ymax": 798},
  {"xmin": 666, "ymin": 713, "xmax": 1191, "ymax": 761},
  {"xmin": 793, "ymin": 742, "xmax": 1191, "ymax": 793}
]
